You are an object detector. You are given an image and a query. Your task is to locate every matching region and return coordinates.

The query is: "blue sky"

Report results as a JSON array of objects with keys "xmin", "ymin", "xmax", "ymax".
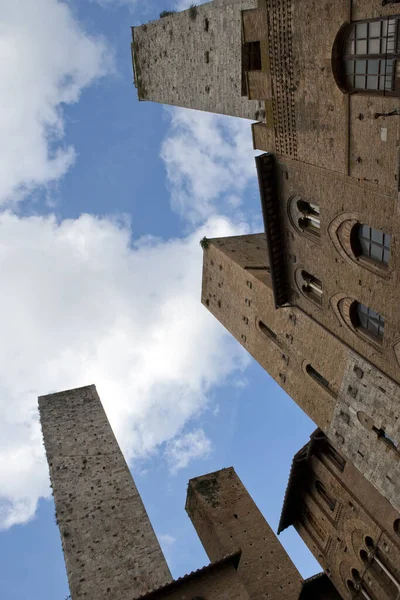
[{"xmin": 0, "ymin": 0, "xmax": 319, "ymax": 597}]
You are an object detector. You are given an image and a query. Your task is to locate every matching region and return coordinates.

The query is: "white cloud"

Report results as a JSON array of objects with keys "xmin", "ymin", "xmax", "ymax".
[
  {"xmin": 166, "ymin": 429, "xmax": 212, "ymax": 473},
  {"xmin": 0, "ymin": 0, "xmax": 113, "ymax": 206},
  {"xmin": 0, "ymin": 211, "xmax": 249, "ymax": 529},
  {"xmin": 161, "ymin": 109, "xmax": 257, "ymax": 224},
  {"xmin": 159, "ymin": 534, "xmax": 176, "ymax": 546}
]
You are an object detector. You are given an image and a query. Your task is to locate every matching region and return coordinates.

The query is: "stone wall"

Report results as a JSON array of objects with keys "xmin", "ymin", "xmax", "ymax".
[
  {"xmin": 132, "ymin": 0, "xmax": 264, "ymax": 119},
  {"xmin": 186, "ymin": 467, "xmax": 303, "ymax": 599},
  {"xmin": 39, "ymin": 385, "xmax": 171, "ymax": 600},
  {"xmin": 328, "ymin": 352, "xmax": 400, "ymax": 512}
]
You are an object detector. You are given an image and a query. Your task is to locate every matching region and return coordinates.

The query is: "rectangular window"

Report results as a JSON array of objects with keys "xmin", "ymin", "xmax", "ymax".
[{"xmin": 243, "ymin": 41, "xmax": 261, "ymax": 71}]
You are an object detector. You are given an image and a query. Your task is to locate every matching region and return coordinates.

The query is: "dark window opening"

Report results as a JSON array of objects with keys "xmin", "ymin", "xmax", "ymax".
[
  {"xmin": 297, "ymin": 199, "xmax": 320, "ymax": 235},
  {"xmin": 339, "ymin": 18, "xmax": 400, "ymax": 95},
  {"xmin": 351, "ymin": 224, "xmax": 391, "ymax": 265},
  {"xmin": 350, "ymin": 302, "xmax": 385, "ymax": 342},
  {"xmin": 243, "ymin": 41, "xmax": 261, "ymax": 71},
  {"xmin": 305, "ymin": 511, "xmax": 326, "ymax": 541},
  {"xmin": 258, "ymin": 320, "xmax": 277, "ymax": 341},
  {"xmin": 372, "ymin": 426, "xmax": 399, "ymax": 450},
  {"xmin": 301, "ymin": 271, "xmax": 323, "ymax": 304},
  {"xmin": 306, "ymin": 364, "xmax": 330, "ymax": 390},
  {"xmin": 315, "ymin": 480, "xmax": 336, "ymax": 511},
  {"xmin": 324, "ymin": 443, "xmax": 346, "ymax": 472}
]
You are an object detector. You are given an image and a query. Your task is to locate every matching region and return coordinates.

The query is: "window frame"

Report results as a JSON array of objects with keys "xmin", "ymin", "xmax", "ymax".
[
  {"xmin": 332, "ymin": 16, "xmax": 400, "ymax": 96},
  {"xmin": 350, "ymin": 301, "xmax": 385, "ymax": 344},
  {"xmin": 351, "ymin": 223, "xmax": 391, "ymax": 268}
]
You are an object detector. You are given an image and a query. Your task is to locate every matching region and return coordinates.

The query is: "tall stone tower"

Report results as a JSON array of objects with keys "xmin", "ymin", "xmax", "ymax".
[
  {"xmin": 39, "ymin": 385, "xmax": 172, "ymax": 600},
  {"xmin": 201, "ymin": 159, "xmax": 400, "ymax": 516},
  {"xmin": 186, "ymin": 467, "xmax": 303, "ymax": 600},
  {"xmin": 131, "ymin": 0, "xmax": 266, "ymax": 120}
]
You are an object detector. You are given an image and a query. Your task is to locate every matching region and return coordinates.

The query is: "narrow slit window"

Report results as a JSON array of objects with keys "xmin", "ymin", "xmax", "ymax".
[
  {"xmin": 259, "ymin": 320, "xmax": 277, "ymax": 341},
  {"xmin": 324, "ymin": 443, "xmax": 346, "ymax": 472},
  {"xmin": 315, "ymin": 480, "xmax": 336, "ymax": 511},
  {"xmin": 306, "ymin": 364, "xmax": 330, "ymax": 390}
]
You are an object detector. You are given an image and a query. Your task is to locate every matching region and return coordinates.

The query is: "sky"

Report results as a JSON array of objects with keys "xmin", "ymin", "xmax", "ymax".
[{"xmin": 0, "ymin": 0, "xmax": 320, "ymax": 598}]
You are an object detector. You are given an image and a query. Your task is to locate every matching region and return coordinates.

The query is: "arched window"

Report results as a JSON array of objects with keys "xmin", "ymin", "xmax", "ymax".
[
  {"xmin": 301, "ymin": 270, "xmax": 323, "ymax": 305},
  {"xmin": 258, "ymin": 319, "xmax": 279, "ymax": 345},
  {"xmin": 315, "ymin": 480, "xmax": 336, "ymax": 511},
  {"xmin": 333, "ymin": 17, "xmax": 400, "ymax": 96},
  {"xmin": 305, "ymin": 511, "xmax": 326, "ymax": 541},
  {"xmin": 324, "ymin": 443, "xmax": 346, "ymax": 472},
  {"xmin": 350, "ymin": 302, "xmax": 385, "ymax": 342},
  {"xmin": 351, "ymin": 224, "xmax": 391, "ymax": 266},
  {"xmin": 297, "ymin": 199, "xmax": 320, "ymax": 235}
]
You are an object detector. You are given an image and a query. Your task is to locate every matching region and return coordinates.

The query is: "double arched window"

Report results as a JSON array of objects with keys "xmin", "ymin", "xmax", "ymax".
[
  {"xmin": 333, "ymin": 17, "xmax": 400, "ymax": 96},
  {"xmin": 288, "ymin": 196, "xmax": 321, "ymax": 241}
]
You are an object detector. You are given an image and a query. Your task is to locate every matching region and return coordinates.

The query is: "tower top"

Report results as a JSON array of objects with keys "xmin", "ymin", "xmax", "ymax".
[{"xmin": 131, "ymin": 0, "xmax": 265, "ymax": 120}]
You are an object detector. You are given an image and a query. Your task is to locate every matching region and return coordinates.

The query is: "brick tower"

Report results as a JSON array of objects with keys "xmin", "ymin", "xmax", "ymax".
[
  {"xmin": 39, "ymin": 385, "xmax": 172, "ymax": 600},
  {"xmin": 201, "ymin": 150, "xmax": 400, "ymax": 514},
  {"xmin": 186, "ymin": 467, "xmax": 303, "ymax": 600}
]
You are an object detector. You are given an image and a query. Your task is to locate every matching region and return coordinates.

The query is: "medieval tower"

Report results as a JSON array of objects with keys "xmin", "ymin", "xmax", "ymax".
[
  {"xmin": 39, "ymin": 385, "xmax": 343, "ymax": 599},
  {"xmin": 131, "ymin": 0, "xmax": 400, "ymax": 514}
]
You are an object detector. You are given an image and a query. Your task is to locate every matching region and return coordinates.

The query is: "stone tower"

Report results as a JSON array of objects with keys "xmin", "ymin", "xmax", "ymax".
[
  {"xmin": 39, "ymin": 385, "xmax": 172, "ymax": 600},
  {"xmin": 131, "ymin": 0, "xmax": 266, "ymax": 120},
  {"xmin": 186, "ymin": 467, "xmax": 303, "ymax": 599},
  {"xmin": 201, "ymin": 166, "xmax": 400, "ymax": 516}
]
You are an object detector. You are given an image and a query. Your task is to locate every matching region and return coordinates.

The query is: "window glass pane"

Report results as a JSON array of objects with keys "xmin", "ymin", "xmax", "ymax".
[
  {"xmin": 356, "ymin": 23, "xmax": 368, "ymax": 38},
  {"xmin": 360, "ymin": 225, "xmax": 370, "ymax": 238},
  {"xmin": 356, "ymin": 40, "xmax": 367, "ymax": 54},
  {"xmin": 386, "ymin": 61, "xmax": 394, "ymax": 75},
  {"xmin": 355, "ymin": 75, "xmax": 366, "ymax": 89},
  {"xmin": 360, "ymin": 238, "xmax": 370, "ymax": 255},
  {"xmin": 380, "ymin": 38, "xmax": 387, "ymax": 54},
  {"xmin": 368, "ymin": 60, "xmax": 380, "ymax": 75},
  {"xmin": 368, "ymin": 308, "xmax": 379, "ymax": 320},
  {"xmin": 368, "ymin": 320, "xmax": 379, "ymax": 336},
  {"xmin": 369, "ymin": 21, "xmax": 381, "ymax": 37},
  {"xmin": 385, "ymin": 76, "xmax": 393, "ymax": 91},
  {"xmin": 345, "ymin": 60, "xmax": 354, "ymax": 74},
  {"xmin": 384, "ymin": 234, "xmax": 391, "ymax": 250},
  {"xmin": 346, "ymin": 41, "xmax": 355, "ymax": 55},
  {"xmin": 371, "ymin": 229, "xmax": 383, "ymax": 244},
  {"xmin": 356, "ymin": 60, "xmax": 367, "ymax": 74},
  {"xmin": 368, "ymin": 39, "xmax": 380, "ymax": 54},
  {"xmin": 370, "ymin": 244, "xmax": 383, "ymax": 262},
  {"xmin": 359, "ymin": 313, "xmax": 368, "ymax": 328},
  {"xmin": 359, "ymin": 304, "xmax": 368, "ymax": 314},
  {"xmin": 387, "ymin": 39, "xmax": 395, "ymax": 53},
  {"xmin": 382, "ymin": 19, "xmax": 388, "ymax": 36},
  {"xmin": 367, "ymin": 76, "xmax": 378, "ymax": 90},
  {"xmin": 383, "ymin": 249, "xmax": 390, "ymax": 264}
]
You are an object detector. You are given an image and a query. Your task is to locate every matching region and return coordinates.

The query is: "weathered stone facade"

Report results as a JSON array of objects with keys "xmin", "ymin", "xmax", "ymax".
[
  {"xmin": 39, "ymin": 385, "xmax": 172, "ymax": 600},
  {"xmin": 186, "ymin": 467, "xmax": 303, "ymax": 600},
  {"xmin": 131, "ymin": 0, "xmax": 265, "ymax": 120},
  {"xmin": 40, "ymin": 386, "xmax": 342, "ymax": 599},
  {"xmin": 201, "ymin": 214, "xmax": 400, "ymax": 511},
  {"xmin": 279, "ymin": 431, "xmax": 400, "ymax": 600}
]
